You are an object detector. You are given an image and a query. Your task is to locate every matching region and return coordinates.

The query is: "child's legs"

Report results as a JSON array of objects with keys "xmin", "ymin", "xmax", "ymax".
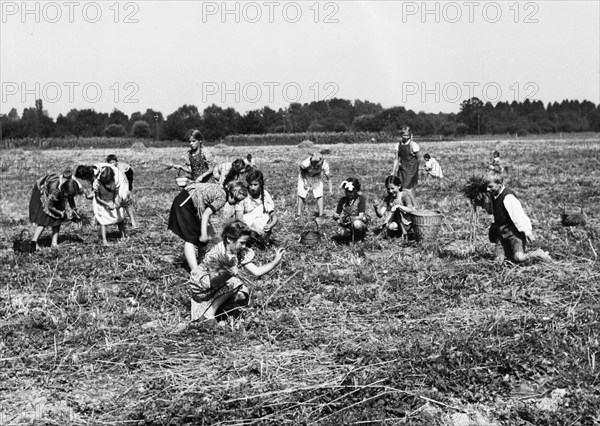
[
  {"xmin": 316, "ymin": 197, "xmax": 324, "ymax": 216},
  {"xmin": 297, "ymin": 178, "xmax": 308, "ymax": 214},
  {"xmin": 126, "ymin": 206, "xmax": 139, "ymax": 228},
  {"xmin": 51, "ymin": 225, "xmax": 60, "ymax": 246},
  {"xmin": 494, "ymin": 242, "xmax": 506, "ymax": 263},
  {"xmin": 313, "ymin": 181, "xmax": 324, "ymax": 215},
  {"xmin": 118, "ymin": 222, "xmax": 126, "ymax": 238},
  {"xmin": 203, "ymin": 283, "xmax": 248, "ymax": 319},
  {"xmin": 100, "ymin": 225, "xmax": 108, "ymax": 245},
  {"xmin": 387, "ymin": 221, "xmax": 399, "ymax": 232},
  {"xmin": 184, "ymin": 242, "xmax": 198, "ymax": 271},
  {"xmin": 506, "ymin": 233, "xmax": 526, "ymax": 263},
  {"xmin": 352, "ymin": 219, "xmax": 366, "ymax": 240},
  {"xmin": 32, "ymin": 225, "xmax": 45, "ymax": 243},
  {"xmin": 297, "ymin": 196, "xmax": 306, "ymax": 215}
]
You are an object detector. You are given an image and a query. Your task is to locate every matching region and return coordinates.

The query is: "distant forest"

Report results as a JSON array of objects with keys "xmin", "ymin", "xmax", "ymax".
[{"xmin": 1, "ymin": 97, "xmax": 599, "ymax": 141}]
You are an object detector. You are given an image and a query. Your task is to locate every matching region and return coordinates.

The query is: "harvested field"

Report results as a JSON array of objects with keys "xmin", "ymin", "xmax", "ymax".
[{"xmin": 1, "ymin": 137, "xmax": 599, "ymax": 424}]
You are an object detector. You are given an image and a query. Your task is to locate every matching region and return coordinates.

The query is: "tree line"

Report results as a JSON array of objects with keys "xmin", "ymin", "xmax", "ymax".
[{"xmin": 1, "ymin": 97, "xmax": 599, "ymax": 141}]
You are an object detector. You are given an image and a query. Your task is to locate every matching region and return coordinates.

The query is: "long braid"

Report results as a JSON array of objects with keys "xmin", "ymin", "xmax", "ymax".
[
  {"xmin": 245, "ymin": 169, "xmax": 267, "ymax": 213},
  {"xmin": 260, "ymin": 174, "xmax": 266, "ymax": 214}
]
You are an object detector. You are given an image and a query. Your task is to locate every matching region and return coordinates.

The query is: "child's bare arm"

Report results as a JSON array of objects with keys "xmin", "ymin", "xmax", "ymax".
[
  {"xmin": 199, "ymin": 208, "xmax": 214, "ymax": 243},
  {"xmin": 265, "ymin": 212, "xmax": 278, "ymax": 232},
  {"xmin": 243, "ymin": 248, "xmax": 285, "ymax": 277},
  {"xmin": 373, "ymin": 202, "xmax": 386, "ymax": 218}
]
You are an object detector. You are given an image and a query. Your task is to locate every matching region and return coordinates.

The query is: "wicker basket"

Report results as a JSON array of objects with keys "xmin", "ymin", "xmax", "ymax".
[
  {"xmin": 561, "ymin": 205, "xmax": 586, "ymax": 227},
  {"xmin": 13, "ymin": 229, "xmax": 36, "ymax": 253},
  {"xmin": 407, "ymin": 210, "xmax": 443, "ymax": 241},
  {"xmin": 407, "ymin": 210, "xmax": 443, "ymax": 227}
]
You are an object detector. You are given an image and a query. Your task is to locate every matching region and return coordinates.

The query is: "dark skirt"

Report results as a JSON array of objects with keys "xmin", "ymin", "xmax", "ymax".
[
  {"xmin": 168, "ymin": 190, "xmax": 202, "ymax": 245},
  {"xmin": 29, "ymin": 183, "xmax": 65, "ymax": 228},
  {"xmin": 398, "ymin": 160, "xmax": 419, "ymax": 190}
]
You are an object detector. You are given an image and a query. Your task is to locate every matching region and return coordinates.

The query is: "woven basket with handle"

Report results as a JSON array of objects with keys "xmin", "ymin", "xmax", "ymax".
[
  {"xmin": 561, "ymin": 205, "xmax": 586, "ymax": 227},
  {"xmin": 407, "ymin": 210, "xmax": 443, "ymax": 242}
]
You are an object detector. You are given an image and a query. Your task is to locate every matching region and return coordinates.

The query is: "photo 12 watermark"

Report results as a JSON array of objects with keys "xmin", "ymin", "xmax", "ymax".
[
  {"xmin": 401, "ymin": 81, "xmax": 540, "ymax": 104},
  {"xmin": 399, "ymin": 1, "xmax": 540, "ymax": 24},
  {"xmin": 1, "ymin": 81, "xmax": 140, "ymax": 105},
  {"xmin": 201, "ymin": 81, "xmax": 340, "ymax": 105},
  {"xmin": 0, "ymin": 402, "xmax": 75, "ymax": 426},
  {"xmin": 1, "ymin": 1, "xmax": 140, "ymax": 24},
  {"xmin": 200, "ymin": 1, "xmax": 340, "ymax": 24}
]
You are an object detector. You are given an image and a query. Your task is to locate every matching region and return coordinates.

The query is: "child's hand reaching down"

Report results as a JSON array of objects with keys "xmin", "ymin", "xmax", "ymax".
[{"xmin": 273, "ymin": 247, "xmax": 285, "ymax": 263}]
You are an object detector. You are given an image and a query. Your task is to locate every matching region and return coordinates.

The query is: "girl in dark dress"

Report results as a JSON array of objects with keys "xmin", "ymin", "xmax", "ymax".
[
  {"xmin": 168, "ymin": 180, "xmax": 248, "ymax": 272},
  {"xmin": 29, "ymin": 170, "xmax": 83, "ymax": 249}
]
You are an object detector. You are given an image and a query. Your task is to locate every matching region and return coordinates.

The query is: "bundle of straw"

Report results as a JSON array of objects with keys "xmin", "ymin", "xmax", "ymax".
[
  {"xmin": 461, "ymin": 175, "xmax": 488, "ymax": 203},
  {"xmin": 69, "ymin": 211, "xmax": 93, "ymax": 228}
]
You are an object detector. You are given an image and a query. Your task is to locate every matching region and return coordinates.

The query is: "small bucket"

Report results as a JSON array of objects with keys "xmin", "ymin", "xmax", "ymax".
[
  {"xmin": 299, "ymin": 219, "xmax": 322, "ymax": 246},
  {"xmin": 13, "ymin": 229, "xmax": 36, "ymax": 253},
  {"xmin": 561, "ymin": 205, "xmax": 586, "ymax": 227}
]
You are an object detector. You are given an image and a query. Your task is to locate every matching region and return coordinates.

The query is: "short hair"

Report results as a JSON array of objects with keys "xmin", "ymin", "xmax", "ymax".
[
  {"xmin": 221, "ymin": 220, "xmax": 252, "ymax": 244},
  {"xmin": 486, "ymin": 171, "xmax": 504, "ymax": 185},
  {"xmin": 423, "ymin": 153, "xmax": 431, "ymax": 160},
  {"xmin": 231, "ymin": 158, "xmax": 246, "ymax": 172},
  {"xmin": 184, "ymin": 129, "xmax": 203, "ymax": 142},
  {"xmin": 106, "ymin": 154, "xmax": 118, "ymax": 163},
  {"xmin": 225, "ymin": 180, "xmax": 248, "ymax": 200},
  {"xmin": 75, "ymin": 165, "xmax": 95, "ymax": 182},
  {"xmin": 384, "ymin": 175, "xmax": 402, "ymax": 188},
  {"xmin": 493, "ymin": 150, "xmax": 500, "ymax": 157}
]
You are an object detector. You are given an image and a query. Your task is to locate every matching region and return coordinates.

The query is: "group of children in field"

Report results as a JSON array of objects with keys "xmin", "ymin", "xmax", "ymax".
[{"xmin": 28, "ymin": 127, "xmax": 551, "ymax": 326}]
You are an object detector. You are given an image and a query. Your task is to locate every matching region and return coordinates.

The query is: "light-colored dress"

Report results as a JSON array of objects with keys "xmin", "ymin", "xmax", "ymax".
[
  {"xmin": 239, "ymin": 190, "xmax": 275, "ymax": 234},
  {"xmin": 92, "ymin": 164, "xmax": 130, "ymax": 226},
  {"xmin": 297, "ymin": 158, "xmax": 331, "ymax": 199},
  {"xmin": 190, "ymin": 242, "xmax": 255, "ymax": 321}
]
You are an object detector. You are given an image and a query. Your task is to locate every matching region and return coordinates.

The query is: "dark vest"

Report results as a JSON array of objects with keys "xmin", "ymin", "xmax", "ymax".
[{"xmin": 492, "ymin": 188, "xmax": 516, "ymax": 227}]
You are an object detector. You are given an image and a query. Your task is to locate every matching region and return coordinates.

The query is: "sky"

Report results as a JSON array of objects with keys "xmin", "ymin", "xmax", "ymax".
[{"xmin": 1, "ymin": 0, "xmax": 599, "ymax": 119}]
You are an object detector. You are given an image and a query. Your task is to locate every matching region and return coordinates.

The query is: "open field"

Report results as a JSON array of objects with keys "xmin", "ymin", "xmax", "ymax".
[{"xmin": 1, "ymin": 136, "xmax": 599, "ymax": 425}]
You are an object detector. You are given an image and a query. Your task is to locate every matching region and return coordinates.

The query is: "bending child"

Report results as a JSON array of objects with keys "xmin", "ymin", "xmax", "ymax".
[
  {"xmin": 107, "ymin": 154, "xmax": 139, "ymax": 229},
  {"xmin": 190, "ymin": 220, "xmax": 285, "ymax": 324},
  {"xmin": 332, "ymin": 177, "xmax": 368, "ymax": 242},
  {"xmin": 297, "ymin": 152, "xmax": 332, "ymax": 218},
  {"xmin": 93, "ymin": 166, "xmax": 128, "ymax": 245}
]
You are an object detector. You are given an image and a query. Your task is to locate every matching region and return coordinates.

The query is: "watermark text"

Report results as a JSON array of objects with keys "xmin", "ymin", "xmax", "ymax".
[
  {"xmin": 401, "ymin": 81, "xmax": 540, "ymax": 104},
  {"xmin": 1, "ymin": 1, "xmax": 140, "ymax": 24},
  {"xmin": 400, "ymin": 1, "xmax": 539, "ymax": 24},
  {"xmin": 1, "ymin": 81, "xmax": 140, "ymax": 104},
  {"xmin": 200, "ymin": 1, "xmax": 339, "ymax": 24},
  {"xmin": 201, "ymin": 81, "xmax": 339, "ymax": 104}
]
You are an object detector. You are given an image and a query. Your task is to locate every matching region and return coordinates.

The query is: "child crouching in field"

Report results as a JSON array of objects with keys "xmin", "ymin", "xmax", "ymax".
[
  {"xmin": 238, "ymin": 170, "xmax": 279, "ymax": 247},
  {"xmin": 373, "ymin": 175, "xmax": 417, "ymax": 239},
  {"xmin": 190, "ymin": 220, "xmax": 285, "ymax": 324},
  {"xmin": 332, "ymin": 178, "xmax": 368, "ymax": 242},
  {"xmin": 486, "ymin": 172, "xmax": 551, "ymax": 264}
]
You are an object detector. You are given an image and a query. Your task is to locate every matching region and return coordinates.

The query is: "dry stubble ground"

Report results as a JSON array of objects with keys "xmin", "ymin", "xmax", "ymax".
[{"xmin": 0, "ymin": 136, "xmax": 599, "ymax": 425}]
